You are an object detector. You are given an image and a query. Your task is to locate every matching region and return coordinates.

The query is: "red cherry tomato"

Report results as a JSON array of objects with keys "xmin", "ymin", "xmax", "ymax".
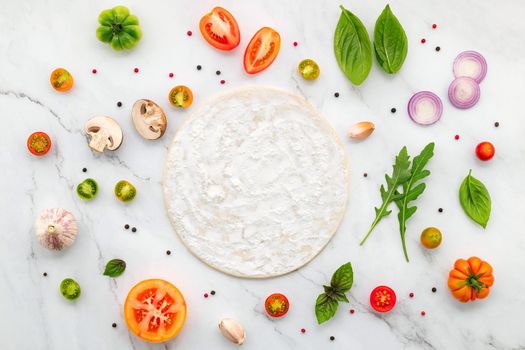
[
  {"xmin": 244, "ymin": 27, "xmax": 281, "ymax": 74},
  {"xmin": 370, "ymin": 286, "xmax": 396, "ymax": 313},
  {"xmin": 27, "ymin": 131, "xmax": 52, "ymax": 156},
  {"xmin": 199, "ymin": 7, "xmax": 240, "ymax": 51},
  {"xmin": 265, "ymin": 293, "xmax": 289, "ymax": 317},
  {"xmin": 476, "ymin": 141, "xmax": 495, "ymax": 161}
]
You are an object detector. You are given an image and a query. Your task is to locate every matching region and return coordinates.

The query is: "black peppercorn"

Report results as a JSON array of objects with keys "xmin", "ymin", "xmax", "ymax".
[
  {"xmin": 131, "ymin": 227, "xmax": 137, "ymax": 233},
  {"xmin": 112, "ymin": 323, "xmax": 117, "ymax": 328},
  {"xmin": 435, "ymin": 46, "xmax": 441, "ymax": 52},
  {"xmin": 43, "ymin": 272, "xmax": 47, "ymax": 277},
  {"xmin": 330, "ymin": 336, "xmax": 335, "ymax": 341},
  {"xmin": 438, "ymin": 208, "xmax": 443, "ymax": 213},
  {"xmin": 494, "ymin": 122, "xmax": 500, "ymax": 127},
  {"xmin": 216, "ymin": 70, "xmax": 221, "ymax": 75},
  {"xmin": 432, "ymin": 287, "xmax": 437, "ymax": 293},
  {"xmin": 124, "ymin": 224, "xmax": 130, "ymax": 230},
  {"xmin": 391, "ymin": 108, "xmax": 397, "ymax": 113},
  {"xmin": 166, "ymin": 250, "xmax": 171, "ymax": 255},
  {"xmin": 197, "ymin": 65, "xmax": 202, "ymax": 70},
  {"xmin": 117, "ymin": 101, "xmax": 122, "ymax": 107},
  {"xmin": 334, "ymin": 92, "xmax": 340, "ymax": 98},
  {"xmin": 210, "ymin": 290, "xmax": 216, "ymax": 295},
  {"xmin": 82, "ymin": 168, "xmax": 87, "ymax": 173},
  {"xmin": 363, "ymin": 173, "xmax": 368, "ymax": 177}
]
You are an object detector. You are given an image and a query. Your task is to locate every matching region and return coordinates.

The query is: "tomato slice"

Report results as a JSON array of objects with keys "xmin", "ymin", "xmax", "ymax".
[
  {"xmin": 50, "ymin": 68, "xmax": 74, "ymax": 92},
  {"xmin": 27, "ymin": 131, "xmax": 52, "ymax": 156},
  {"xmin": 168, "ymin": 86, "xmax": 193, "ymax": 108},
  {"xmin": 199, "ymin": 7, "xmax": 240, "ymax": 51},
  {"xmin": 370, "ymin": 286, "xmax": 396, "ymax": 313},
  {"xmin": 114, "ymin": 180, "xmax": 137, "ymax": 202},
  {"xmin": 264, "ymin": 293, "xmax": 289, "ymax": 317},
  {"xmin": 124, "ymin": 279, "xmax": 187, "ymax": 343},
  {"xmin": 244, "ymin": 27, "xmax": 281, "ymax": 74}
]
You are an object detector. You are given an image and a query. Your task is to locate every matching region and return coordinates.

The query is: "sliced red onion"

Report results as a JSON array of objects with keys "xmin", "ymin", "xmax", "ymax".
[
  {"xmin": 407, "ymin": 91, "xmax": 443, "ymax": 125},
  {"xmin": 448, "ymin": 77, "xmax": 480, "ymax": 109},
  {"xmin": 453, "ymin": 51, "xmax": 487, "ymax": 83}
]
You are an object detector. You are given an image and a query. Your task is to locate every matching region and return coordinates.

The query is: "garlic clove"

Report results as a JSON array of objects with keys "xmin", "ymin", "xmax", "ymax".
[
  {"xmin": 347, "ymin": 121, "xmax": 375, "ymax": 140},
  {"xmin": 218, "ymin": 318, "xmax": 245, "ymax": 345},
  {"xmin": 35, "ymin": 208, "xmax": 78, "ymax": 251}
]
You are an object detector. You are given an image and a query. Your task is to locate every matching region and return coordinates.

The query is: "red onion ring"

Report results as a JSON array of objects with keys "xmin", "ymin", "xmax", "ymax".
[
  {"xmin": 407, "ymin": 91, "xmax": 443, "ymax": 125},
  {"xmin": 448, "ymin": 77, "xmax": 480, "ymax": 109},
  {"xmin": 453, "ymin": 51, "xmax": 487, "ymax": 83}
]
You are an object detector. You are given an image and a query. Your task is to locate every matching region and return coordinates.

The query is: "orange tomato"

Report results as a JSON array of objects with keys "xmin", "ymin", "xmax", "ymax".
[
  {"xmin": 199, "ymin": 7, "xmax": 240, "ymax": 51},
  {"xmin": 168, "ymin": 86, "xmax": 193, "ymax": 108},
  {"xmin": 50, "ymin": 68, "xmax": 74, "ymax": 92},
  {"xmin": 27, "ymin": 131, "xmax": 52, "ymax": 156},
  {"xmin": 448, "ymin": 257, "xmax": 494, "ymax": 303},
  {"xmin": 243, "ymin": 27, "xmax": 281, "ymax": 74},
  {"xmin": 124, "ymin": 279, "xmax": 186, "ymax": 343}
]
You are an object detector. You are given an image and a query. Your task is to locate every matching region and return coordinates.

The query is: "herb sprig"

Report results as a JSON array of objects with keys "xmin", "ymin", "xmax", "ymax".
[{"xmin": 315, "ymin": 262, "xmax": 353, "ymax": 324}]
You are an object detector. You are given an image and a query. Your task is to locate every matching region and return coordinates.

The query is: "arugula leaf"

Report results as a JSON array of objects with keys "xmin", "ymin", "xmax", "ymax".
[
  {"xmin": 373, "ymin": 4, "xmax": 408, "ymax": 74},
  {"xmin": 315, "ymin": 262, "xmax": 353, "ymax": 324},
  {"xmin": 334, "ymin": 5, "xmax": 373, "ymax": 85},
  {"xmin": 459, "ymin": 170, "xmax": 491, "ymax": 228},
  {"xmin": 103, "ymin": 259, "xmax": 126, "ymax": 277},
  {"xmin": 394, "ymin": 143, "xmax": 435, "ymax": 261},
  {"xmin": 360, "ymin": 147, "xmax": 411, "ymax": 245}
]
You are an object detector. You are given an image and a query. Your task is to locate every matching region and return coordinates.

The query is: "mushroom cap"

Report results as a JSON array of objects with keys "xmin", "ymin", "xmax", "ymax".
[
  {"xmin": 131, "ymin": 99, "xmax": 167, "ymax": 140},
  {"xmin": 84, "ymin": 116, "xmax": 123, "ymax": 152},
  {"xmin": 35, "ymin": 208, "xmax": 78, "ymax": 251}
]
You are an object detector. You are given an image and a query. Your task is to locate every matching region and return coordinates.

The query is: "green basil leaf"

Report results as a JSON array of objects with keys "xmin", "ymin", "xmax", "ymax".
[
  {"xmin": 334, "ymin": 5, "xmax": 373, "ymax": 85},
  {"xmin": 459, "ymin": 170, "xmax": 491, "ymax": 228},
  {"xmin": 315, "ymin": 293, "xmax": 339, "ymax": 324},
  {"xmin": 103, "ymin": 259, "xmax": 126, "ymax": 277},
  {"xmin": 332, "ymin": 291, "xmax": 350, "ymax": 303},
  {"xmin": 373, "ymin": 4, "xmax": 408, "ymax": 74},
  {"xmin": 330, "ymin": 262, "xmax": 353, "ymax": 293}
]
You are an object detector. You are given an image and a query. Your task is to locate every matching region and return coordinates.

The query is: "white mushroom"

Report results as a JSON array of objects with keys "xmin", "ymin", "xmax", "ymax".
[
  {"xmin": 84, "ymin": 116, "xmax": 123, "ymax": 152},
  {"xmin": 218, "ymin": 318, "xmax": 245, "ymax": 345},
  {"xmin": 131, "ymin": 99, "xmax": 167, "ymax": 140},
  {"xmin": 35, "ymin": 208, "xmax": 78, "ymax": 251}
]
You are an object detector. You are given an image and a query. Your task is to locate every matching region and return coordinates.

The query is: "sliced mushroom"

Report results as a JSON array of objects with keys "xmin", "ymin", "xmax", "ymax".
[
  {"xmin": 84, "ymin": 116, "xmax": 123, "ymax": 152},
  {"xmin": 131, "ymin": 99, "xmax": 167, "ymax": 140}
]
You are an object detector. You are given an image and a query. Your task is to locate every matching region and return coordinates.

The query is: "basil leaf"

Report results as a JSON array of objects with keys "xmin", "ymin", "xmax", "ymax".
[
  {"xmin": 330, "ymin": 262, "xmax": 353, "ymax": 293},
  {"xmin": 373, "ymin": 4, "xmax": 408, "ymax": 74},
  {"xmin": 315, "ymin": 293, "xmax": 339, "ymax": 324},
  {"xmin": 459, "ymin": 170, "xmax": 491, "ymax": 228},
  {"xmin": 334, "ymin": 5, "xmax": 373, "ymax": 85},
  {"xmin": 103, "ymin": 259, "xmax": 126, "ymax": 277}
]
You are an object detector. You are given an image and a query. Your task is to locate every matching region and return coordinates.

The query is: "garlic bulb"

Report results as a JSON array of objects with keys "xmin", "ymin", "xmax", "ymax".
[
  {"xmin": 35, "ymin": 208, "xmax": 78, "ymax": 251},
  {"xmin": 219, "ymin": 318, "xmax": 245, "ymax": 345},
  {"xmin": 347, "ymin": 121, "xmax": 375, "ymax": 140}
]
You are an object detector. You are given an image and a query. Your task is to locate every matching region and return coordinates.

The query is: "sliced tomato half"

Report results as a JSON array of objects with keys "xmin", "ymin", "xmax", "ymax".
[
  {"xmin": 244, "ymin": 27, "xmax": 281, "ymax": 74},
  {"xmin": 370, "ymin": 285, "xmax": 396, "ymax": 313},
  {"xmin": 27, "ymin": 131, "xmax": 52, "ymax": 156},
  {"xmin": 124, "ymin": 279, "xmax": 187, "ymax": 343},
  {"xmin": 199, "ymin": 7, "xmax": 240, "ymax": 51},
  {"xmin": 265, "ymin": 293, "xmax": 289, "ymax": 317}
]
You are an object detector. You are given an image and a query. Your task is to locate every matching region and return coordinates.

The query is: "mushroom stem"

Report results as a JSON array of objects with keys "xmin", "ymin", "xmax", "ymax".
[{"xmin": 47, "ymin": 225, "xmax": 56, "ymax": 234}]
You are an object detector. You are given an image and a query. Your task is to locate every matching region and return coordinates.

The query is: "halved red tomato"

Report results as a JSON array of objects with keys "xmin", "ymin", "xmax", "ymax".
[
  {"xmin": 244, "ymin": 27, "xmax": 281, "ymax": 74},
  {"xmin": 199, "ymin": 7, "xmax": 240, "ymax": 51},
  {"xmin": 264, "ymin": 293, "xmax": 289, "ymax": 317},
  {"xmin": 124, "ymin": 279, "xmax": 187, "ymax": 343},
  {"xmin": 27, "ymin": 131, "xmax": 52, "ymax": 156},
  {"xmin": 370, "ymin": 286, "xmax": 396, "ymax": 313}
]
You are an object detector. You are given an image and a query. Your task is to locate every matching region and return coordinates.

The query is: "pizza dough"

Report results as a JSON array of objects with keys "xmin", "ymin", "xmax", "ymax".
[{"xmin": 163, "ymin": 86, "xmax": 349, "ymax": 278}]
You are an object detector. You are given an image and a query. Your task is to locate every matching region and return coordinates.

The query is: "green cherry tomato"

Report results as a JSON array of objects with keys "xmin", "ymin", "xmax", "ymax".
[
  {"xmin": 96, "ymin": 6, "xmax": 142, "ymax": 51},
  {"xmin": 60, "ymin": 278, "xmax": 81, "ymax": 300},
  {"xmin": 76, "ymin": 178, "xmax": 98, "ymax": 200},
  {"xmin": 298, "ymin": 59, "xmax": 320, "ymax": 80},
  {"xmin": 420, "ymin": 227, "xmax": 442, "ymax": 249},
  {"xmin": 114, "ymin": 180, "xmax": 136, "ymax": 202}
]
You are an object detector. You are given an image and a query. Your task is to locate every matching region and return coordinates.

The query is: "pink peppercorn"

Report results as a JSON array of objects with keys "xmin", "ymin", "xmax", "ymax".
[
  {"xmin": 432, "ymin": 24, "xmax": 437, "ymax": 29},
  {"xmin": 421, "ymin": 311, "xmax": 426, "ymax": 316},
  {"xmin": 220, "ymin": 79, "xmax": 225, "ymax": 85},
  {"xmin": 350, "ymin": 309, "xmax": 355, "ymax": 314},
  {"xmin": 204, "ymin": 293, "xmax": 208, "ymax": 298},
  {"xmin": 409, "ymin": 292, "xmax": 414, "ymax": 298},
  {"xmin": 187, "ymin": 30, "xmax": 193, "ymax": 36},
  {"xmin": 169, "ymin": 73, "xmax": 174, "ymax": 78},
  {"xmin": 300, "ymin": 328, "xmax": 306, "ymax": 333},
  {"xmin": 421, "ymin": 38, "xmax": 426, "ymax": 44},
  {"xmin": 455, "ymin": 134, "xmax": 460, "ymax": 140},
  {"xmin": 293, "ymin": 42, "xmax": 298, "ymax": 47},
  {"xmin": 134, "ymin": 68, "xmax": 139, "ymax": 73},
  {"xmin": 92, "ymin": 69, "xmax": 97, "ymax": 74}
]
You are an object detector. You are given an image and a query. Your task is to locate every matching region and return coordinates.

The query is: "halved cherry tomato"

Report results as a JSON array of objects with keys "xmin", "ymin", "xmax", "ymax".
[
  {"xmin": 243, "ymin": 27, "xmax": 281, "ymax": 74},
  {"xmin": 27, "ymin": 131, "xmax": 52, "ymax": 156},
  {"xmin": 50, "ymin": 68, "xmax": 74, "ymax": 92},
  {"xmin": 124, "ymin": 279, "xmax": 187, "ymax": 343},
  {"xmin": 265, "ymin": 293, "xmax": 289, "ymax": 317},
  {"xmin": 476, "ymin": 141, "xmax": 495, "ymax": 161},
  {"xmin": 199, "ymin": 7, "xmax": 240, "ymax": 51},
  {"xmin": 169, "ymin": 86, "xmax": 193, "ymax": 108},
  {"xmin": 115, "ymin": 180, "xmax": 137, "ymax": 202},
  {"xmin": 370, "ymin": 286, "xmax": 396, "ymax": 312}
]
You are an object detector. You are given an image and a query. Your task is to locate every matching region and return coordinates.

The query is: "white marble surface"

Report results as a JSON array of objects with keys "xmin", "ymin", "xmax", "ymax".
[{"xmin": 1, "ymin": 0, "xmax": 524, "ymax": 349}]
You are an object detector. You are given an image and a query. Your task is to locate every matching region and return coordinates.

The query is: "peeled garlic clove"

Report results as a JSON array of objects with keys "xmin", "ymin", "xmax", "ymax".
[
  {"xmin": 347, "ymin": 121, "xmax": 375, "ymax": 140},
  {"xmin": 219, "ymin": 318, "xmax": 245, "ymax": 345},
  {"xmin": 35, "ymin": 208, "xmax": 78, "ymax": 251}
]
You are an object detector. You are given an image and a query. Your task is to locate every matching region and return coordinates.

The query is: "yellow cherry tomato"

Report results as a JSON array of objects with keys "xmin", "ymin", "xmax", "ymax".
[
  {"xmin": 169, "ymin": 86, "xmax": 193, "ymax": 108},
  {"xmin": 420, "ymin": 227, "xmax": 442, "ymax": 249},
  {"xmin": 298, "ymin": 59, "xmax": 320, "ymax": 80}
]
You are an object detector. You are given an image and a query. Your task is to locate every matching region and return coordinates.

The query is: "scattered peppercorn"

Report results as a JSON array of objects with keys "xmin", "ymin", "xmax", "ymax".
[
  {"xmin": 421, "ymin": 38, "xmax": 426, "ymax": 44},
  {"xmin": 169, "ymin": 73, "xmax": 174, "ymax": 78},
  {"xmin": 92, "ymin": 69, "xmax": 97, "ymax": 74},
  {"xmin": 363, "ymin": 173, "xmax": 368, "ymax": 177},
  {"xmin": 124, "ymin": 224, "xmax": 130, "ymax": 230},
  {"xmin": 210, "ymin": 290, "xmax": 216, "ymax": 295},
  {"xmin": 300, "ymin": 328, "xmax": 306, "ymax": 333},
  {"xmin": 131, "ymin": 227, "xmax": 137, "ymax": 233},
  {"xmin": 454, "ymin": 134, "xmax": 460, "ymax": 140},
  {"xmin": 197, "ymin": 65, "xmax": 202, "ymax": 70},
  {"xmin": 293, "ymin": 42, "xmax": 298, "ymax": 47},
  {"xmin": 432, "ymin": 24, "xmax": 437, "ymax": 29},
  {"xmin": 438, "ymin": 208, "xmax": 443, "ymax": 213},
  {"xmin": 494, "ymin": 122, "xmax": 500, "ymax": 127},
  {"xmin": 112, "ymin": 323, "xmax": 117, "ymax": 328},
  {"xmin": 43, "ymin": 272, "xmax": 48, "ymax": 277},
  {"xmin": 421, "ymin": 311, "xmax": 426, "ymax": 316},
  {"xmin": 349, "ymin": 309, "xmax": 355, "ymax": 314},
  {"xmin": 391, "ymin": 107, "xmax": 397, "ymax": 113},
  {"xmin": 204, "ymin": 293, "xmax": 209, "ymax": 298},
  {"xmin": 334, "ymin": 92, "xmax": 340, "ymax": 98},
  {"xmin": 409, "ymin": 292, "xmax": 414, "ymax": 298},
  {"xmin": 117, "ymin": 101, "xmax": 122, "ymax": 107},
  {"xmin": 216, "ymin": 70, "xmax": 221, "ymax": 75},
  {"xmin": 432, "ymin": 287, "xmax": 437, "ymax": 293},
  {"xmin": 82, "ymin": 168, "xmax": 87, "ymax": 173},
  {"xmin": 330, "ymin": 336, "xmax": 335, "ymax": 341},
  {"xmin": 187, "ymin": 30, "xmax": 192, "ymax": 36},
  {"xmin": 435, "ymin": 46, "xmax": 441, "ymax": 52},
  {"xmin": 166, "ymin": 250, "xmax": 171, "ymax": 255},
  {"xmin": 220, "ymin": 80, "xmax": 225, "ymax": 85},
  {"xmin": 134, "ymin": 68, "xmax": 139, "ymax": 73}
]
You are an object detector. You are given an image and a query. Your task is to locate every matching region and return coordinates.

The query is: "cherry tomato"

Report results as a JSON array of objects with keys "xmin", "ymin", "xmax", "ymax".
[
  {"xmin": 115, "ymin": 180, "xmax": 136, "ymax": 202},
  {"xmin": 265, "ymin": 293, "xmax": 289, "ymax": 317},
  {"xmin": 476, "ymin": 141, "xmax": 495, "ymax": 161},
  {"xmin": 50, "ymin": 68, "xmax": 74, "ymax": 92},
  {"xmin": 27, "ymin": 131, "xmax": 52, "ymax": 156},
  {"xmin": 169, "ymin": 86, "xmax": 193, "ymax": 108},
  {"xmin": 77, "ymin": 178, "xmax": 98, "ymax": 200},
  {"xmin": 420, "ymin": 227, "xmax": 442, "ymax": 249},
  {"xmin": 199, "ymin": 7, "xmax": 240, "ymax": 51},
  {"xmin": 124, "ymin": 279, "xmax": 187, "ymax": 342},
  {"xmin": 244, "ymin": 27, "xmax": 281, "ymax": 74},
  {"xmin": 370, "ymin": 286, "xmax": 396, "ymax": 313},
  {"xmin": 298, "ymin": 59, "xmax": 320, "ymax": 80},
  {"xmin": 60, "ymin": 278, "xmax": 81, "ymax": 300}
]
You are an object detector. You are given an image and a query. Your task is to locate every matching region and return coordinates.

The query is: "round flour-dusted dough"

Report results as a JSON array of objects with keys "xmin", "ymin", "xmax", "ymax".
[{"xmin": 163, "ymin": 86, "xmax": 349, "ymax": 278}]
